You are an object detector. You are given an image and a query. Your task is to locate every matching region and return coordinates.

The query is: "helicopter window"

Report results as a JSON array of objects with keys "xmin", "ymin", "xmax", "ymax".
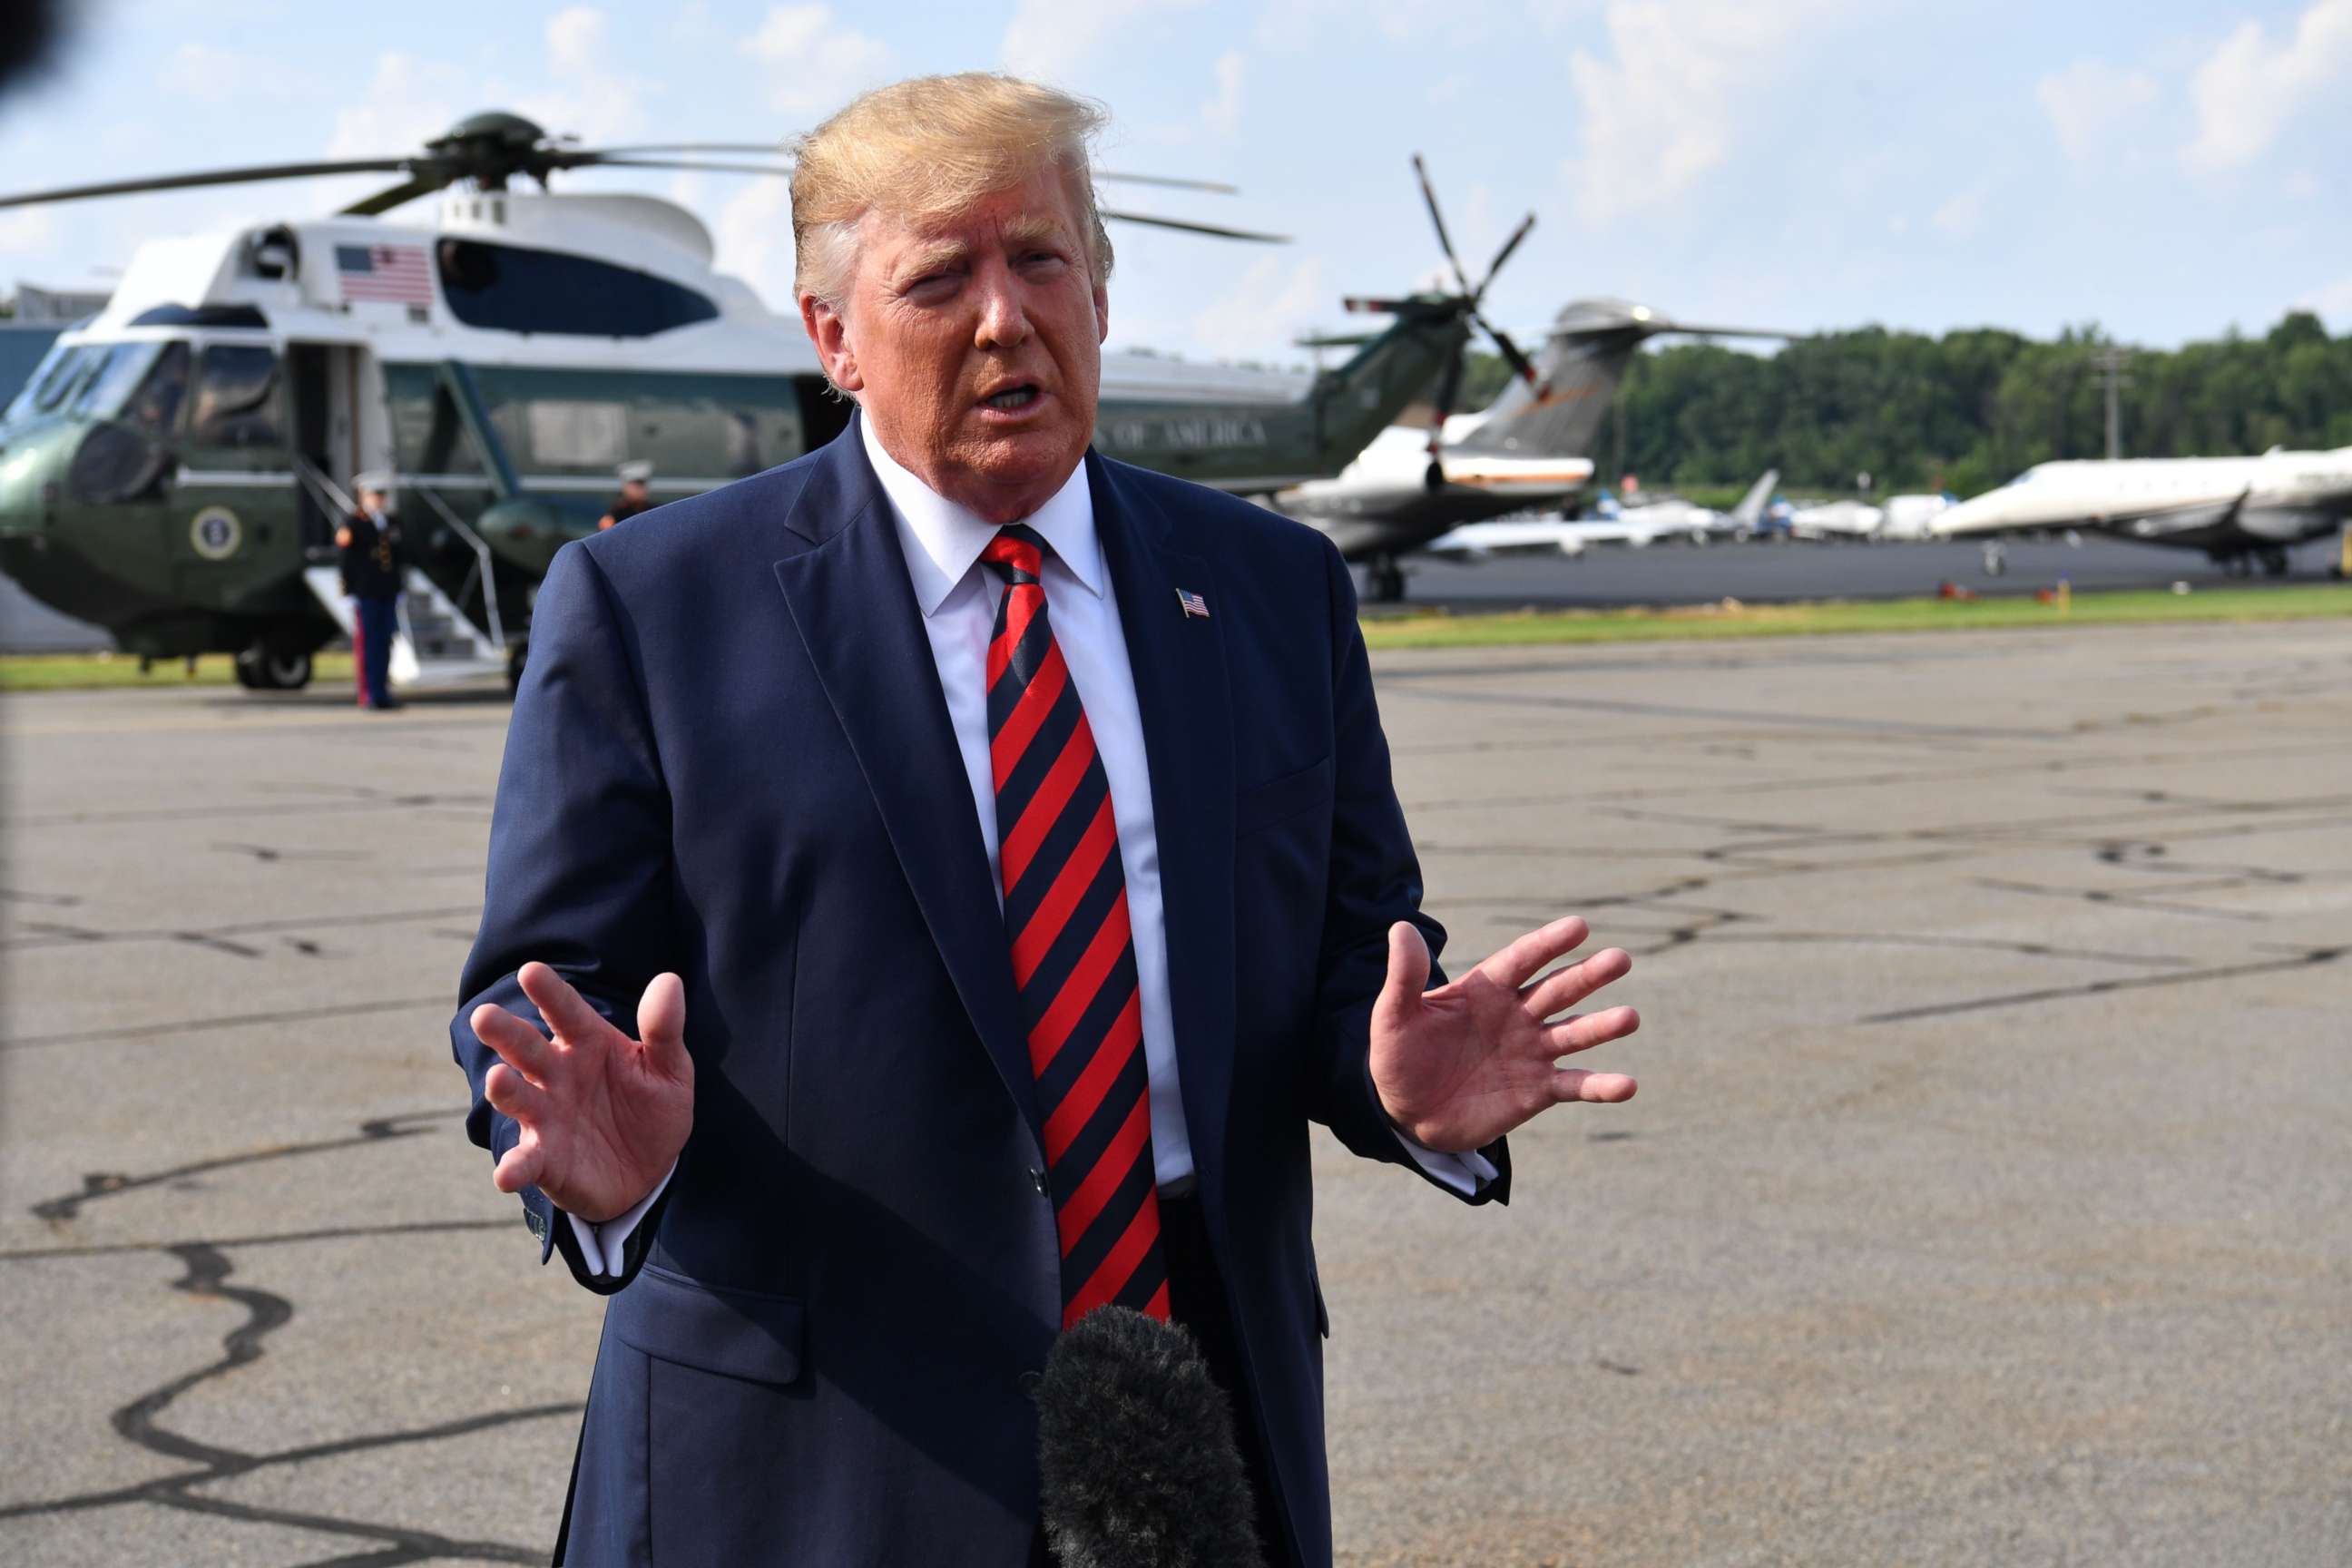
[
  {"xmin": 187, "ymin": 345, "xmax": 282, "ymax": 449},
  {"xmin": 123, "ymin": 341, "xmax": 192, "ymax": 435},
  {"xmin": 70, "ymin": 343, "xmax": 164, "ymax": 420},
  {"xmin": 524, "ymin": 400, "xmax": 628, "ymax": 466},
  {"xmin": 14, "ymin": 343, "xmax": 93, "ymax": 419},
  {"xmin": 436, "ymin": 239, "xmax": 720, "ymax": 338},
  {"xmin": 384, "ymin": 363, "xmax": 486, "ymax": 479}
]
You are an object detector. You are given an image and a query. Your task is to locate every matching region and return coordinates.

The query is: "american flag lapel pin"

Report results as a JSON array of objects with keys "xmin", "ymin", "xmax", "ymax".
[{"xmin": 1174, "ymin": 587, "xmax": 1210, "ymax": 620}]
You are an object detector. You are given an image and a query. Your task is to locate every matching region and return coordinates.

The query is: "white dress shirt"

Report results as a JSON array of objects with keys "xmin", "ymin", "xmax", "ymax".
[{"xmin": 567, "ymin": 422, "xmax": 1489, "ymax": 1276}]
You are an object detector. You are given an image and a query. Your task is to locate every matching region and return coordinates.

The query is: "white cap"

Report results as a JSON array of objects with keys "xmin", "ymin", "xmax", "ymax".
[
  {"xmin": 617, "ymin": 459, "xmax": 653, "ymax": 484},
  {"xmin": 353, "ymin": 470, "xmax": 392, "ymax": 495}
]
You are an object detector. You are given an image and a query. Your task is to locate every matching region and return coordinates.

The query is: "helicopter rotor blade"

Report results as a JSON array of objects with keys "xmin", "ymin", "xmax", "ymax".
[
  {"xmin": 1410, "ymin": 152, "xmax": 1472, "ymax": 299},
  {"xmin": 0, "ymin": 157, "xmax": 422, "ymax": 211},
  {"xmin": 1475, "ymin": 212, "xmax": 1537, "ymax": 303},
  {"xmin": 1475, "ymin": 313, "xmax": 1541, "ymax": 386},
  {"xmin": 340, "ymin": 172, "xmax": 456, "ymax": 217},
  {"xmin": 564, "ymin": 156, "xmax": 795, "ymax": 176},
  {"xmin": 1098, "ymin": 209, "xmax": 1288, "ymax": 243},
  {"xmin": 573, "ymin": 142, "xmax": 791, "ymax": 157},
  {"xmin": 1093, "ymin": 172, "xmax": 1239, "ymax": 194}
]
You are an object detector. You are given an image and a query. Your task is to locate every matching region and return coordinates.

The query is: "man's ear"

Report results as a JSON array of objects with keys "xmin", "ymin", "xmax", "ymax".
[
  {"xmin": 1093, "ymin": 275, "xmax": 1110, "ymax": 346},
  {"xmin": 799, "ymin": 292, "xmax": 863, "ymax": 393}
]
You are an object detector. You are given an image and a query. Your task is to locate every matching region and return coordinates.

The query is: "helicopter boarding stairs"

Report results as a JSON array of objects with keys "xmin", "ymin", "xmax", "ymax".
[
  {"xmin": 291, "ymin": 463, "xmax": 510, "ymax": 690},
  {"xmin": 300, "ymin": 566, "xmax": 507, "ymax": 689}
]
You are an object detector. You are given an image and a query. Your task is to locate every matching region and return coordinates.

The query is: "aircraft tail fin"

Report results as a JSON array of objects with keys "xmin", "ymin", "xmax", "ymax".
[
  {"xmin": 1446, "ymin": 317, "xmax": 1642, "ymax": 460},
  {"xmin": 1730, "ymin": 469, "xmax": 1779, "ymax": 528}
]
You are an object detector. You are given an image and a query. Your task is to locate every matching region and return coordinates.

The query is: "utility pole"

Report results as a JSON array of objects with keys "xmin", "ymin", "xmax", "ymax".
[{"xmin": 2090, "ymin": 347, "xmax": 2132, "ymax": 460}]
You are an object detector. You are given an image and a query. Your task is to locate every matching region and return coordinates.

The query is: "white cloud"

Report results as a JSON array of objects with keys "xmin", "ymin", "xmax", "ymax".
[
  {"xmin": 1003, "ymin": 0, "xmax": 1206, "ymax": 82},
  {"xmin": 516, "ymin": 6, "xmax": 653, "ymax": 144},
  {"xmin": 1201, "ymin": 51, "xmax": 1245, "ymax": 139},
  {"xmin": 2036, "ymin": 58, "xmax": 2158, "ymax": 167},
  {"xmin": 710, "ymin": 172, "xmax": 796, "ymax": 311},
  {"xmin": 747, "ymin": 5, "xmax": 894, "ymax": 117},
  {"xmin": 1931, "ymin": 184, "xmax": 1985, "ymax": 237},
  {"xmin": 158, "ymin": 43, "xmax": 303, "ymax": 105},
  {"xmin": 2184, "ymin": 0, "xmax": 2352, "ymax": 173},
  {"xmin": 2295, "ymin": 272, "xmax": 2352, "ymax": 326},
  {"xmin": 325, "ymin": 53, "xmax": 470, "ymax": 162},
  {"xmin": 1188, "ymin": 253, "xmax": 1325, "ymax": 361},
  {"xmin": 0, "ymin": 207, "xmax": 59, "ymax": 251},
  {"xmin": 1559, "ymin": 0, "xmax": 1846, "ymax": 226}
]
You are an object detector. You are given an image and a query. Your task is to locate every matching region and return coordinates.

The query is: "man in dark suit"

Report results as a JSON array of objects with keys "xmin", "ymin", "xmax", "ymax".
[{"xmin": 452, "ymin": 74, "xmax": 1640, "ymax": 1566}]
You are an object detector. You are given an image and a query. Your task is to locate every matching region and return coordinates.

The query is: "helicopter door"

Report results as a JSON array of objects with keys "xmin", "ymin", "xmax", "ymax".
[{"xmin": 282, "ymin": 343, "xmax": 393, "ymax": 554}]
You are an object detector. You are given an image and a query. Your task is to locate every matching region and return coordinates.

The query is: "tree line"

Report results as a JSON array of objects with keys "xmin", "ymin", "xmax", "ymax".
[{"xmin": 1456, "ymin": 310, "xmax": 2352, "ymax": 498}]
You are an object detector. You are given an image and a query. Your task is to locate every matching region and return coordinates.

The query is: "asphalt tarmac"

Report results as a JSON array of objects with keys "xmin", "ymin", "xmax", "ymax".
[{"xmin": 3, "ymin": 616, "xmax": 2347, "ymax": 1565}]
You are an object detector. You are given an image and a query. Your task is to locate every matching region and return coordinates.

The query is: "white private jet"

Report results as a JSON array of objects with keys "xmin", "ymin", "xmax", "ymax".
[
  {"xmin": 1428, "ymin": 469, "xmax": 1779, "ymax": 559},
  {"xmin": 1784, "ymin": 492, "xmax": 1955, "ymax": 541},
  {"xmin": 1930, "ymin": 447, "xmax": 2352, "ymax": 574}
]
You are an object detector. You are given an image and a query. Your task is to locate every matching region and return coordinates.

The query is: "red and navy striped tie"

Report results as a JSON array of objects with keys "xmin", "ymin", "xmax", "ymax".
[{"xmin": 982, "ymin": 524, "xmax": 1169, "ymax": 1328}]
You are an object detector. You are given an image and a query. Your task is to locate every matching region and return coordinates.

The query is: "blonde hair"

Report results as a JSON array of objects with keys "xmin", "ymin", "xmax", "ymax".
[{"xmin": 789, "ymin": 74, "xmax": 1115, "ymax": 312}]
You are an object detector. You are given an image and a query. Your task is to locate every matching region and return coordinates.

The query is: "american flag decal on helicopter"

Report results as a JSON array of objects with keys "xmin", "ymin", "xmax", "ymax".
[{"xmin": 336, "ymin": 244, "xmax": 435, "ymax": 307}]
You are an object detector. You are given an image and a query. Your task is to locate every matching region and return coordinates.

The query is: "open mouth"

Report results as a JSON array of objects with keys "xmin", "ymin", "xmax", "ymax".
[{"xmin": 981, "ymin": 384, "xmax": 1041, "ymax": 412}]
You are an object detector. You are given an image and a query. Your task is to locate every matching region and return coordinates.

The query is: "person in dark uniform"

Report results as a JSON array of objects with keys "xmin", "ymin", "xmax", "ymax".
[
  {"xmin": 338, "ymin": 473, "xmax": 402, "ymax": 710},
  {"xmin": 597, "ymin": 459, "xmax": 655, "ymax": 530}
]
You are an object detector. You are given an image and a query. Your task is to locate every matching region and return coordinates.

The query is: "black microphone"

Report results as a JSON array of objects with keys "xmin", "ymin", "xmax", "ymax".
[{"xmin": 1034, "ymin": 1306, "xmax": 1269, "ymax": 1568}]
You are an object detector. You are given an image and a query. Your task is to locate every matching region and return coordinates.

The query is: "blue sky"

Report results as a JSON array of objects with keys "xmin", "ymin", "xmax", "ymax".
[{"xmin": 3, "ymin": 0, "xmax": 2348, "ymax": 365}]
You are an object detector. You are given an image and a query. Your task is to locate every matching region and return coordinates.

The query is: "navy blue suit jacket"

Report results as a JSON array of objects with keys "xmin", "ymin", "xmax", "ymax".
[{"xmin": 452, "ymin": 418, "xmax": 1507, "ymax": 1566}]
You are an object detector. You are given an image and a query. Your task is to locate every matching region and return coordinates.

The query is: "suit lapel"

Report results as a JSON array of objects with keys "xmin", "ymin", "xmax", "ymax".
[
  {"xmin": 771, "ymin": 420, "xmax": 1040, "ymax": 1148},
  {"xmin": 1088, "ymin": 455, "xmax": 1240, "ymax": 1206}
]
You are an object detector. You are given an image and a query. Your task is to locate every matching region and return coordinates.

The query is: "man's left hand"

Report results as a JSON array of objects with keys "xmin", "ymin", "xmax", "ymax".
[{"xmin": 1369, "ymin": 916, "xmax": 1639, "ymax": 1154}]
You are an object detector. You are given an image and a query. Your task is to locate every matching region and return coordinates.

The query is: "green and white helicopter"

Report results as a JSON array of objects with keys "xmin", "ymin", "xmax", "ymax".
[{"xmin": 0, "ymin": 113, "xmax": 1527, "ymax": 691}]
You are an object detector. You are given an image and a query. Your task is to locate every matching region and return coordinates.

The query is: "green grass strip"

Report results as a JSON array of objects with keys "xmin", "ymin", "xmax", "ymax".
[
  {"xmin": 1360, "ymin": 584, "xmax": 2352, "ymax": 650},
  {"xmin": 1, "ymin": 652, "xmax": 359, "ymax": 691}
]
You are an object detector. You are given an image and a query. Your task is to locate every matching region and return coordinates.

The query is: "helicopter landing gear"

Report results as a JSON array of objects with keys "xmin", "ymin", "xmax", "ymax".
[
  {"xmin": 234, "ymin": 641, "xmax": 314, "ymax": 691},
  {"xmin": 1980, "ymin": 542, "xmax": 2007, "ymax": 577},
  {"xmin": 1366, "ymin": 554, "xmax": 1407, "ymax": 603},
  {"xmin": 2258, "ymin": 547, "xmax": 2290, "ymax": 578}
]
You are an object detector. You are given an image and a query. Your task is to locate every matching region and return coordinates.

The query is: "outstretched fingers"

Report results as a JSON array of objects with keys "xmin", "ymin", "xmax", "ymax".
[
  {"xmin": 1472, "ymin": 916, "xmax": 1592, "ymax": 991},
  {"xmin": 491, "ymin": 1125, "xmax": 548, "ymax": 1194},
  {"xmin": 473, "ymin": 1003, "xmax": 557, "ymax": 1083},
  {"xmin": 1542, "ymin": 1004, "xmax": 1641, "ymax": 1057},
  {"xmin": 1521, "ymin": 947, "xmax": 1632, "ymax": 1022},
  {"xmin": 518, "ymin": 960, "xmax": 615, "ymax": 1045},
  {"xmin": 1552, "ymin": 1067, "xmax": 1638, "ymax": 1103},
  {"xmin": 484, "ymin": 1061, "xmax": 554, "ymax": 1126}
]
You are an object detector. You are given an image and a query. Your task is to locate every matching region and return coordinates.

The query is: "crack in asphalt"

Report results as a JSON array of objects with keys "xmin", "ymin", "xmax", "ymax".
[
  {"xmin": 7, "ymin": 1119, "xmax": 561, "ymax": 1565},
  {"xmin": 30, "ymin": 1112, "xmax": 464, "ymax": 1224}
]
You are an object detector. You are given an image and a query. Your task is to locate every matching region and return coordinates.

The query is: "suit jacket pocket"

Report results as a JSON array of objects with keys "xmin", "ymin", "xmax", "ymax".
[
  {"xmin": 611, "ymin": 1262, "xmax": 805, "ymax": 1387},
  {"xmin": 1235, "ymin": 754, "xmax": 1333, "ymax": 838}
]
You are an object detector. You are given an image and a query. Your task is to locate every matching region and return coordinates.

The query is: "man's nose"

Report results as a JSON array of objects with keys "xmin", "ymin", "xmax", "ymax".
[{"xmin": 974, "ymin": 269, "xmax": 1031, "ymax": 349}]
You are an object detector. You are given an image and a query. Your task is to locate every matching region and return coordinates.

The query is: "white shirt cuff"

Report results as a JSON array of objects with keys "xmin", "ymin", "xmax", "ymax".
[
  {"xmin": 564, "ymin": 1162, "xmax": 676, "ymax": 1278},
  {"xmin": 1390, "ymin": 1125, "xmax": 1499, "ymax": 1196}
]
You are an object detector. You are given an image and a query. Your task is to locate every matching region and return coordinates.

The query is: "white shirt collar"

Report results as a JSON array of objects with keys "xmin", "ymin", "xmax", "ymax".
[{"xmin": 858, "ymin": 411, "xmax": 1103, "ymax": 618}]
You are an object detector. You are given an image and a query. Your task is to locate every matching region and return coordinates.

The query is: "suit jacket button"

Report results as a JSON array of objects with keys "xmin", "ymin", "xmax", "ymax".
[
  {"xmin": 1029, "ymin": 1166, "xmax": 1050, "ymax": 1196},
  {"xmin": 1018, "ymin": 1370, "xmax": 1043, "ymax": 1394}
]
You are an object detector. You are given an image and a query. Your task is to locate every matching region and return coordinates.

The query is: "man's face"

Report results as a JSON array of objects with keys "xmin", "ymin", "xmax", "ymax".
[
  {"xmin": 360, "ymin": 489, "xmax": 388, "ymax": 513},
  {"xmin": 622, "ymin": 479, "xmax": 649, "ymax": 503},
  {"xmin": 801, "ymin": 167, "xmax": 1109, "ymax": 524}
]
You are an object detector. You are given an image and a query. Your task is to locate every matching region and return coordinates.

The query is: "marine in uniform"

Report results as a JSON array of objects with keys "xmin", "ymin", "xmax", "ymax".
[
  {"xmin": 596, "ymin": 459, "xmax": 656, "ymax": 530},
  {"xmin": 338, "ymin": 473, "xmax": 402, "ymax": 711}
]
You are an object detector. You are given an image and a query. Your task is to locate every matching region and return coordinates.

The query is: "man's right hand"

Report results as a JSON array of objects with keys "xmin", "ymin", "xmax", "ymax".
[{"xmin": 473, "ymin": 962, "xmax": 694, "ymax": 1224}]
